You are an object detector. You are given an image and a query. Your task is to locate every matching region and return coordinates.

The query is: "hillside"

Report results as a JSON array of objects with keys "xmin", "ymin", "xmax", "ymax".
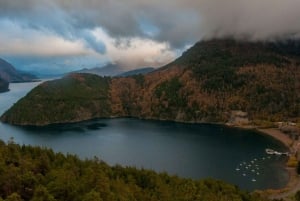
[
  {"xmin": 0, "ymin": 77, "xmax": 9, "ymax": 93},
  {"xmin": 117, "ymin": 67, "xmax": 155, "ymax": 77},
  {"xmin": 0, "ymin": 58, "xmax": 37, "ymax": 83},
  {"xmin": 1, "ymin": 39, "xmax": 300, "ymax": 126},
  {"xmin": 1, "ymin": 74, "xmax": 111, "ymax": 125},
  {"xmin": 74, "ymin": 63, "xmax": 125, "ymax": 77},
  {"xmin": 0, "ymin": 140, "xmax": 266, "ymax": 201}
]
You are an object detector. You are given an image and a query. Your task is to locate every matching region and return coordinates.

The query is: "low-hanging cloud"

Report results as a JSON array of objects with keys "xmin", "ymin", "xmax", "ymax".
[
  {"xmin": 1, "ymin": 0, "xmax": 300, "ymax": 44},
  {"xmin": 1, "ymin": 0, "xmax": 300, "ymax": 70}
]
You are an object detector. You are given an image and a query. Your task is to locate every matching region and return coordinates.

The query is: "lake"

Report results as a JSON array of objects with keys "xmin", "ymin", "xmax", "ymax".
[{"xmin": 0, "ymin": 81, "xmax": 289, "ymax": 191}]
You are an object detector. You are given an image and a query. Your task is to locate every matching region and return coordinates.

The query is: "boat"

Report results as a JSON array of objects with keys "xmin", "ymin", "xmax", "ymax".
[
  {"xmin": 266, "ymin": 148, "xmax": 290, "ymax": 156},
  {"xmin": 265, "ymin": 148, "xmax": 275, "ymax": 154},
  {"xmin": 251, "ymin": 178, "xmax": 256, "ymax": 182}
]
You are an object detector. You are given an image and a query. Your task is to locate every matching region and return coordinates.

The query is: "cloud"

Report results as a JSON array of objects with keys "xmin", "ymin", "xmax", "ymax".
[
  {"xmin": 1, "ymin": 0, "xmax": 299, "ymax": 45},
  {"xmin": 194, "ymin": 0, "xmax": 300, "ymax": 40},
  {"xmin": 0, "ymin": 20, "xmax": 90, "ymax": 57},
  {"xmin": 92, "ymin": 28, "xmax": 176, "ymax": 68},
  {"xmin": 1, "ymin": 0, "xmax": 300, "ymax": 73}
]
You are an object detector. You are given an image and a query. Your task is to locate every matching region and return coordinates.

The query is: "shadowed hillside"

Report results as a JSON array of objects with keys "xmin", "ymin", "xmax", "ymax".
[
  {"xmin": 1, "ymin": 39, "xmax": 300, "ymax": 125},
  {"xmin": 0, "ymin": 77, "xmax": 9, "ymax": 93},
  {"xmin": 0, "ymin": 58, "xmax": 37, "ymax": 83}
]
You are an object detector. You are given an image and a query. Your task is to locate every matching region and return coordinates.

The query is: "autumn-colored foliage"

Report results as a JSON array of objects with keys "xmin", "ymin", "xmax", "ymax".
[{"xmin": 1, "ymin": 39, "xmax": 300, "ymax": 125}]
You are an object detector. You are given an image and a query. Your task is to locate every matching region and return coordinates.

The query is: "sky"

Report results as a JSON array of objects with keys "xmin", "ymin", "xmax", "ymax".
[{"xmin": 0, "ymin": 0, "xmax": 300, "ymax": 75}]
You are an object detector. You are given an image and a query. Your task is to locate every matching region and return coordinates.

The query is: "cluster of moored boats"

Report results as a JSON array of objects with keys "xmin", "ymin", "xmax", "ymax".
[
  {"xmin": 235, "ymin": 148, "xmax": 289, "ymax": 183},
  {"xmin": 265, "ymin": 148, "xmax": 289, "ymax": 156},
  {"xmin": 235, "ymin": 157, "xmax": 268, "ymax": 182}
]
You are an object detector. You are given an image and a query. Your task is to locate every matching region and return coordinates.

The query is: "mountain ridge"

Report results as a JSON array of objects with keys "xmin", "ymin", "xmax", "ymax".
[
  {"xmin": 1, "ymin": 39, "xmax": 300, "ymax": 126},
  {"xmin": 0, "ymin": 77, "xmax": 9, "ymax": 93},
  {"xmin": 0, "ymin": 58, "xmax": 37, "ymax": 83}
]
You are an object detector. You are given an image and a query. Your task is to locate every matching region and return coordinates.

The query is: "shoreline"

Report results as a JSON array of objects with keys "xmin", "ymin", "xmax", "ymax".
[
  {"xmin": 257, "ymin": 128, "xmax": 293, "ymax": 149},
  {"xmin": 1, "ymin": 115, "xmax": 299, "ymax": 198},
  {"xmin": 248, "ymin": 127, "xmax": 300, "ymax": 199}
]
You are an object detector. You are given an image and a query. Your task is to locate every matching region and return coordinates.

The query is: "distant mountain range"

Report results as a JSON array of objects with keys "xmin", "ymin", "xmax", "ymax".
[
  {"xmin": 0, "ymin": 58, "xmax": 37, "ymax": 83},
  {"xmin": 74, "ymin": 63, "xmax": 155, "ymax": 77},
  {"xmin": 2, "ymin": 39, "xmax": 300, "ymax": 126},
  {"xmin": 117, "ymin": 67, "xmax": 154, "ymax": 77},
  {"xmin": 74, "ymin": 63, "xmax": 125, "ymax": 77}
]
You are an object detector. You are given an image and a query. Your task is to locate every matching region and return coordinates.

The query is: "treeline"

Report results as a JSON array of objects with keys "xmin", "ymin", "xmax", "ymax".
[{"xmin": 0, "ymin": 139, "xmax": 267, "ymax": 201}]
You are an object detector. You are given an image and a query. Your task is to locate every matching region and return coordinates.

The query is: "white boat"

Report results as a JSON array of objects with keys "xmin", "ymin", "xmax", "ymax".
[
  {"xmin": 251, "ymin": 178, "xmax": 256, "ymax": 182},
  {"xmin": 266, "ymin": 148, "xmax": 275, "ymax": 154},
  {"xmin": 266, "ymin": 148, "xmax": 289, "ymax": 156}
]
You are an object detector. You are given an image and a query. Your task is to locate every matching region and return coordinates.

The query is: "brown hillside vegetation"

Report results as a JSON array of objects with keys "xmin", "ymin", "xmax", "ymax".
[{"xmin": 1, "ymin": 39, "xmax": 300, "ymax": 125}]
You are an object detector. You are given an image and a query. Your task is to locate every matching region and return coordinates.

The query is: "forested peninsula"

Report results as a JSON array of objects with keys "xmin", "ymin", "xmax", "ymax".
[{"xmin": 1, "ymin": 39, "xmax": 299, "ymax": 126}]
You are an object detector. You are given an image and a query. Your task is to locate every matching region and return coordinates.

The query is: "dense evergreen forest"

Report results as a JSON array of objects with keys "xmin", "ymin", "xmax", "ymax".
[{"xmin": 0, "ymin": 139, "xmax": 269, "ymax": 201}]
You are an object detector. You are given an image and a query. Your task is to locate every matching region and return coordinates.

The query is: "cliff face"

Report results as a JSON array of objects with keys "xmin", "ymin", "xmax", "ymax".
[{"xmin": 1, "ymin": 39, "xmax": 300, "ymax": 125}]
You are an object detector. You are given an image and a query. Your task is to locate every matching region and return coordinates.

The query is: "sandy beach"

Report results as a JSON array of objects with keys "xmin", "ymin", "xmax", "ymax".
[
  {"xmin": 255, "ymin": 128, "xmax": 300, "ymax": 200},
  {"xmin": 257, "ymin": 128, "xmax": 293, "ymax": 148}
]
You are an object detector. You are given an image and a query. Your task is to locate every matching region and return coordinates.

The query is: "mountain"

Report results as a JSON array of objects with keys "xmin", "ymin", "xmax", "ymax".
[
  {"xmin": 75, "ymin": 63, "xmax": 125, "ymax": 77},
  {"xmin": 1, "ymin": 39, "xmax": 300, "ymax": 126},
  {"xmin": 74, "ymin": 64, "xmax": 154, "ymax": 77},
  {"xmin": 0, "ymin": 58, "xmax": 37, "ymax": 83},
  {"xmin": 0, "ymin": 77, "xmax": 9, "ymax": 93},
  {"xmin": 117, "ymin": 67, "xmax": 155, "ymax": 77}
]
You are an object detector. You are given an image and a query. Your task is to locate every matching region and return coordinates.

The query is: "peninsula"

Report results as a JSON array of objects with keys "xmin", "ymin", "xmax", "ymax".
[{"xmin": 1, "ymin": 39, "xmax": 299, "ymax": 127}]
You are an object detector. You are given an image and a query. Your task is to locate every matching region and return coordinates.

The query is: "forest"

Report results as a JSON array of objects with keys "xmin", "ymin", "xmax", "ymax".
[
  {"xmin": 1, "ymin": 39, "xmax": 299, "ymax": 126},
  {"xmin": 0, "ymin": 139, "xmax": 268, "ymax": 201}
]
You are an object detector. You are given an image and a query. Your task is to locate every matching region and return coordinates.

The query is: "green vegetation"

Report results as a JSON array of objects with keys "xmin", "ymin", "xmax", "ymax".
[
  {"xmin": 174, "ymin": 39, "xmax": 294, "ymax": 92},
  {"xmin": 1, "ymin": 74, "xmax": 111, "ymax": 125},
  {"xmin": 131, "ymin": 74, "xmax": 145, "ymax": 86},
  {"xmin": 173, "ymin": 39, "xmax": 300, "ymax": 121},
  {"xmin": 155, "ymin": 77, "xmax": 186, "ymax": 107},
  {"xmin": 1, "ymin": 39, "xmax": 300, "ymax": 125},
  {"xmin": 0, "ymin": 139, "xmax": 267, "ymax": 201},
  {"xmin": 154, "ymin": 77, "xmax": 187, "ymax": 118}
]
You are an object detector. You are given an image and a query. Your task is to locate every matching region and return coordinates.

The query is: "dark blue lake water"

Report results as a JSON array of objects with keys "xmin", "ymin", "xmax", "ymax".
[{"xmin": 0, "ymin": 82, "xmax": 289, "ymax": 191}]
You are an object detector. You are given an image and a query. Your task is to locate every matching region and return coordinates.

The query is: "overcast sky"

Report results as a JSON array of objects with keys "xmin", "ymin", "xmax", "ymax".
[{"xmin": 1, "ymin": 0, "xmax": 300, "ymax": 74}]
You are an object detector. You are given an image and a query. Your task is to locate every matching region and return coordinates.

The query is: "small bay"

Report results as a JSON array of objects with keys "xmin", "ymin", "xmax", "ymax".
[{"xmin": 0, "ymin": 82, "xmax": 289, "ymax": 191}]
